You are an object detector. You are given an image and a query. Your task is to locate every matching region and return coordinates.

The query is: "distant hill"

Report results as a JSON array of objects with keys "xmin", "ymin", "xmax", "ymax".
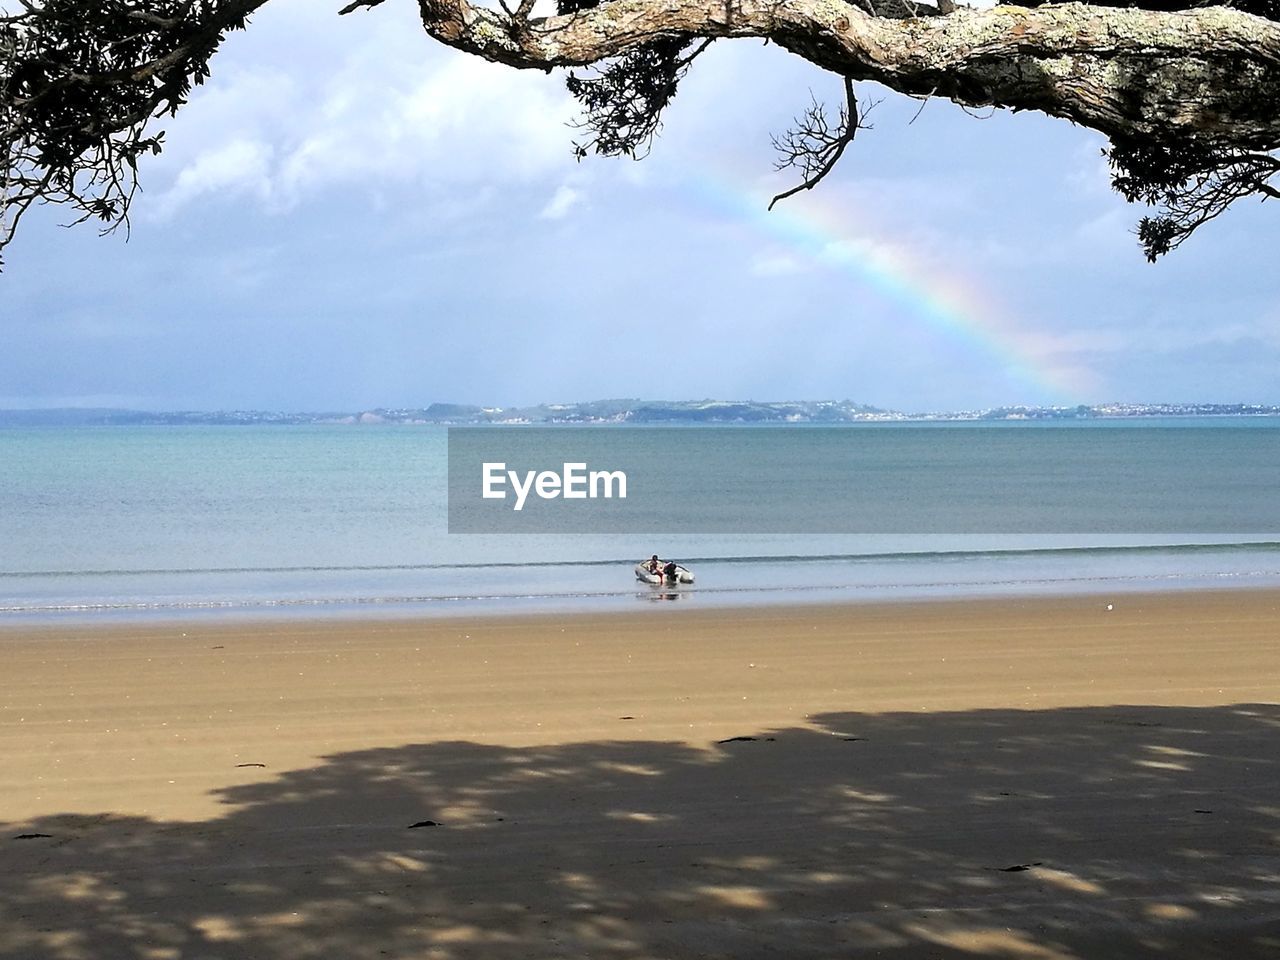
[
  {"xmin": 0, "ymin": 409, "xmax": 340, "ymax": 426},
  {"xmin": 0, "ymin": 408, "xmax": 140, "ymax": 426},
  {"xmin": 2, "ymin": 400, "xmax": 1279, "ymax": 427}
]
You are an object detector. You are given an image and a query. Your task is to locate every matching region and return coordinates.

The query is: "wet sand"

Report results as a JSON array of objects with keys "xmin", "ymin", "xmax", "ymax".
[{"xmin": 3, "ymin": 590, "xmax": 1279, "ymax": 958}]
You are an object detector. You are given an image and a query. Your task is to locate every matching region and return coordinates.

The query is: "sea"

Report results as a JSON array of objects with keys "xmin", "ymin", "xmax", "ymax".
[{"xmin": 3, "ymin": 420, "xmax": 1279, "ymax": 624}]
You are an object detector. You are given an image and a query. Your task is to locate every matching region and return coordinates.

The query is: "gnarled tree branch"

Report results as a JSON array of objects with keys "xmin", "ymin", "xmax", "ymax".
[
  {"xmin": 412, "ymin": 0, "xmax": 1280, "ymax": 256},
  {"xmin": 415, "ymin": 1, "xmax": 1280, "ymax": 148}
]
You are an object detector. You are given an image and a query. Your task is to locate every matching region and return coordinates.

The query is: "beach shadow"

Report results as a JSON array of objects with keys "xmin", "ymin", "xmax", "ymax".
[{"xmin": 4, "ymin": 703, "xmax": 1279, "ymax": 959}]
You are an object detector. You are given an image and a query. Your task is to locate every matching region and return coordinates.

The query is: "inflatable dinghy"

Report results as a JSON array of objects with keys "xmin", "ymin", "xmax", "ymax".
[{"xmin": 634, "ymin": 560, "xmax": 695, "ymax": 585}]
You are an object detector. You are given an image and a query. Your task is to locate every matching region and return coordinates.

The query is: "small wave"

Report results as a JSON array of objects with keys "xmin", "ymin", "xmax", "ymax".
[
  {"xmin": 5, "ymin": 567, "xmax": 1280, "ymax": 616},
  {"xmin": 3, "ymin": 539, "xmax": 1279, "ymax": 580},
  {"xmin": 0, "ymin": 589, "xmax": 641, "ymax": 614}
]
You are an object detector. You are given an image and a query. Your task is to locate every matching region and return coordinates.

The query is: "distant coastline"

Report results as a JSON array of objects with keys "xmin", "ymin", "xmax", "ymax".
[{"xmin": 2, "ymin": 399, "xmax": 1280, "ymax": 427}]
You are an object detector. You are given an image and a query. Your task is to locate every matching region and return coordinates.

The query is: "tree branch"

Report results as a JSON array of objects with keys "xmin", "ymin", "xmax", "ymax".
[
  {"xmin": 769, "ymin": 77, "xmax": 866, "ymax": 210},
  {"xmin": 338, "ymin": 0, "xmax": 389, "ymax": 14},
  {"xmin": 415, "ymin": 0, "xmax": 1280, "ymax": 149}
]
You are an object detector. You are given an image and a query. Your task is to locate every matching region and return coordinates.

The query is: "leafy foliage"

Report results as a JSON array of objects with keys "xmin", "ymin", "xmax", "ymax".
[
  {"xmin": 564, "ymin": 35, "xmax": 703, "ymax": 160},
  {"xmin": 1, "ymin": 0, "xmax": 261, "ymax": 259},
  {"xmin": 1108, "ymin": 136, "xmax": 1280, "ymax": 259}
]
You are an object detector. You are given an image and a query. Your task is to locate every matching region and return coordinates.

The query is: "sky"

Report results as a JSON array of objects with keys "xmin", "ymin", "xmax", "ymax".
[{"xmin": 2, "ymin": 0, "xmax": 1278, "ymax": 413}]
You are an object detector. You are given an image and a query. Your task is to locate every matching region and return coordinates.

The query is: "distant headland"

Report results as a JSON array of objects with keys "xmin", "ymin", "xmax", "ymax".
[{"xmin": 3, "ymin": 400, "xmax": 1280, "ymax": 426}]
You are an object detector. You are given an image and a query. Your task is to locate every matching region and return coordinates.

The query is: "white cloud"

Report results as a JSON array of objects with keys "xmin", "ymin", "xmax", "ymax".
[
  {"xmin": 539, "ymin": 185, "xmax": 584, "ymax": 220},
  {"xmin": 144, "ymin": 7, "xmax": 580, "ymax": 219},
  {"xmin": 154, "ymin": 138, "xmax": 275, "ymax": 217}
]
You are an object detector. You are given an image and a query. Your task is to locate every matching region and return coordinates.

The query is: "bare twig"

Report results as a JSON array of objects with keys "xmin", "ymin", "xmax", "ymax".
[
  {"xmin": 338, "ymin": 0, "xmax": 387, "ymax": 14},
  {"xmin": 908, "ymin": 86, "xmax": 937, "ymax": 125},
  {"xmin": 675, "ymin": 37, "xmax": 714, "ymax": 68},
  {"xmin": 769, "ymin": 77, "xmax": 868, "ymax": 210}
]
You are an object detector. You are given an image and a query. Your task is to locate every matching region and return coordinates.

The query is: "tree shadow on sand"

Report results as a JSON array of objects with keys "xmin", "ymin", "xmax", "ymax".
[{"xmin": 4, "ymin": 703, "xmax": 1280, "ymax": 959}]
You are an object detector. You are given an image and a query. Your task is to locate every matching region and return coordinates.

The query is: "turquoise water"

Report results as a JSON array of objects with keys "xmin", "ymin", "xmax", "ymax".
[{"xmin": 3, "ymin": 422, "xmax": 1279, "ymax": 622}]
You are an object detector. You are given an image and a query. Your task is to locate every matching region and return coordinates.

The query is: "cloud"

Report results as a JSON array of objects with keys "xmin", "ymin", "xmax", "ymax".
[
  {"xmin": 144, "ymin": 7, "xmax": 580, "ymax": 219},
  {"xmin": 154, "ymin": 138, "xmax": 275, "ymax": 217},
  {"xmin": 539, "ymin": 185, "xmax": 584, "ymax": 220},
  {"xmin": 1131, "ymin": 316, "xmax": 1280, "ymax": 354}
]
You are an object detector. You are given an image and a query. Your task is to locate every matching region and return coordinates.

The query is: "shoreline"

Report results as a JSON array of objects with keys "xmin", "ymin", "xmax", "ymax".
[
  {"xmin": 5, "ymin": 587, "xmax": 1279, "ymax": 957},
  {"xmin": 4, "ymin": 570, "xmax": 1280, "ymax": 629},
  {"xmin": 7, "ymin": 536, "xmax": 1280, "ymax": 629}
]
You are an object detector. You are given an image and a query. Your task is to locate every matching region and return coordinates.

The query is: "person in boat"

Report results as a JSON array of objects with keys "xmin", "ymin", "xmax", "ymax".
[
  {"xmin": 647, "ymin": 555, "xmax": 662, "ymax": 578},
  {"xmin": 663, "ymin": 560, "xmax": 678, "ymax": 583}
]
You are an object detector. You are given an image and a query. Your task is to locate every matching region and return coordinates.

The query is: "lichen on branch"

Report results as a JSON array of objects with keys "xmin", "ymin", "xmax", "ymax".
[{"xmin": 411, "ymin": 0, "xmax": 1280, "ymax": 256}]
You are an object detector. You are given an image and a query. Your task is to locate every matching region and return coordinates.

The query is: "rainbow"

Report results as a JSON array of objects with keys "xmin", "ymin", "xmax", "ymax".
[{"xmin": 687, "ymin": 170, "xmax": 1093, "ymax": 404}]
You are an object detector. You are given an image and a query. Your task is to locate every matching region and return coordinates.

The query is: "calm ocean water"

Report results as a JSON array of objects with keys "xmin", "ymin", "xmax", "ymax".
[{"xmin": 2, "ymin": 421, "xmax": 1279, "ymax": 623}]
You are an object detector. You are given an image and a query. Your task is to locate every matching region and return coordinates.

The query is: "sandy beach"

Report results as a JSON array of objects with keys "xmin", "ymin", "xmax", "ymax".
[{"xmin": 3, "ymin": 590, "xmax": 1279, "ymax": 958}]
